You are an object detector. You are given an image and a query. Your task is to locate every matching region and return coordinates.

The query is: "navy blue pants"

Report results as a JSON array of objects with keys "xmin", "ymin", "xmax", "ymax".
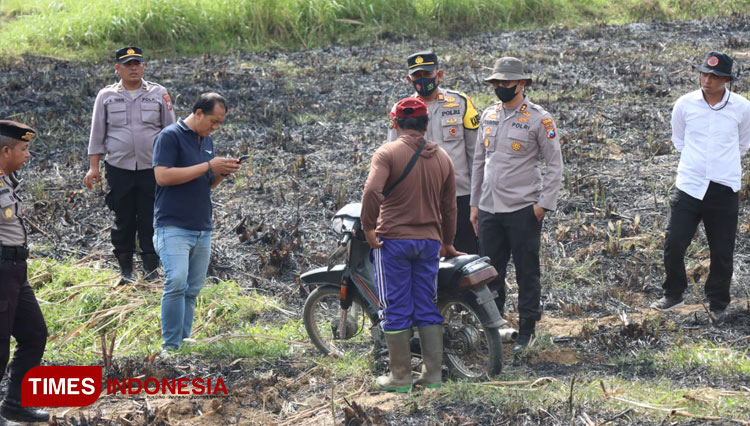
[
  {"xmin": 0, "ymin": 259, "xmax": 47, "ymax": 392},
  {"xmin": 105, "ymin": 162, "xmax": 157, "ymax": 256},
  {"xmin": 478, "ymin": 205, "xmax": 543, "ymax": 321},
  {"xmin": 372, "ymin": 239, "xmax": 442, "ymax": 331},
  {"xmin": 662, "ymin": 183, "xmax": 738, "ymax": 311}
]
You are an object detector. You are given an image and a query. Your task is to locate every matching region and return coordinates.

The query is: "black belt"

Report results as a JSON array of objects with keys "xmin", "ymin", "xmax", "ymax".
[{"xmin": 1, "ymin": 245, "xmax": 29, "ymax": 260}]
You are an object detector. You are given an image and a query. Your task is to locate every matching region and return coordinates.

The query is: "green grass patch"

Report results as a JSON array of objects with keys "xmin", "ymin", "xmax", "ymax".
[
  {"xmin": 660, "ymin": 340, "xmax": 750, "ymax": 377},
  {"xmin": 29, "ymin": 258, "xmax": 299, "ymax": 364},
  {"xmin": 0, "ymin": 0, "xmax": 748, "ymax": 60},
  {"xmin": 439, "ymin": 376, "xmax": 750, "ymax": 421}
]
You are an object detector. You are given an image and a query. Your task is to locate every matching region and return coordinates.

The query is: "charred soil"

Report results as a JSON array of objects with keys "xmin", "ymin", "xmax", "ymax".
[{"xmin": 2, "ymin": 17, "xmax": 750, "ymax": 425}]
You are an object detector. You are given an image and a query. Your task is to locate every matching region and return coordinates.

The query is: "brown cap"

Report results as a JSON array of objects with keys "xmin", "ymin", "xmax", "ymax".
[{"xmin": 484, "ymin": 57, "xmax": 532, "ymax": 86}]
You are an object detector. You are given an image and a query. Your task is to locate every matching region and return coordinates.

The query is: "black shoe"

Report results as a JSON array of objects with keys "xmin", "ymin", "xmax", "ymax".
[
  {"xmin": 513, "ymin": 333, "xmax": 532, "ymax": 353},
  {"xmin": 0, "ymin": 399, "xmax": 49, "ymax": 423},
  {"xmin": 513, "ymin": 318, "xmax": 537, "ymax": 353},
  {"xmin": 709, "ymin": 308, "xmax": 727, "ymax": 324},
  {"xmin": 141, "ymin": 253, "xmax": 161, "ymax": 281},
  {"xmin": 0, "ymin": 415, "xmax": 21, "ymax": 426},
  {"xmin": 650, "ymin": 296, "xmax": 684, "ymax": 311},
  {"xmin": 116, "ymin": 253, "xmax": 136, "ymax": 285}
]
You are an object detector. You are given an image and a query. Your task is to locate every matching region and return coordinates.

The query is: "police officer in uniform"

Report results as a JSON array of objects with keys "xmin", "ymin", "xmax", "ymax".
[
  {"xmin": 84, "ymin": 46, "xmax": 176, "ymax": 283},
  {"xmin": 470, "ymin": 57, "xmax": 563, "ymax": 352},
  {"xmin": 0, "ymin": 121, "xmax": 50, "ymax": 425},
  {"xmin": 387, "ymin": 50, "xmax": 480, "ymax": 254}
]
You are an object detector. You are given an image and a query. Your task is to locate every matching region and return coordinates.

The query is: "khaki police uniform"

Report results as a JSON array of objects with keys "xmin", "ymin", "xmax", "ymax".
[
  {"xmin": 0, "ymin": 165, "xmax": 48, "ymax": 420},
  {"xmin": 388, "ymin": 87, "xmax": 480, "ymax": 253},
  {"xmin": 470, "ymin": 97, "xmax": 563, "ymax": 321},
  {"xmin": 88, "ymin": 79, "xmax": 176, "ymax": 263}
]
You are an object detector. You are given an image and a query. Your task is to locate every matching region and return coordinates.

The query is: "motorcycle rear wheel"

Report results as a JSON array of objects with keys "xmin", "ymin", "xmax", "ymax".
[
  {"xmin": 303, "ymin": 285, "xmax": 375, "ymax": 357},
  {"xmin": 438, "ymin": 296, "xmax": 503, "ymax": 379}
]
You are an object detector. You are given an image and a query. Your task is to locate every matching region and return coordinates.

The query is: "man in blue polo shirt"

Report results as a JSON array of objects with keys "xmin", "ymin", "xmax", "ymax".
[{"xmin": 152, "ymin": 92, "xmax": 241, "ymax": 352}]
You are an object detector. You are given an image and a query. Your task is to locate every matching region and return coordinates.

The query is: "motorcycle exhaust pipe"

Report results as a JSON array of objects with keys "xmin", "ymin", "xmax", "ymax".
[{"xmin": 498, "ymin": 328, "xmax": 518, "ymax": 343}]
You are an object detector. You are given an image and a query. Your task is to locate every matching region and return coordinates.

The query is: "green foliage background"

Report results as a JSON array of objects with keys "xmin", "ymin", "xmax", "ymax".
[{"xmin": 0, "ymin": 0, "xmax": 747, "ymax": 60}]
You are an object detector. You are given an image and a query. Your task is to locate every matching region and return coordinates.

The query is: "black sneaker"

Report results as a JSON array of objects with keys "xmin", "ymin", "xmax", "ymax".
[
  {"xmin": 650, "ymin": 296, "xmax": 684, "ymax": 311},
  {"xmin": 709, "ymin": 309, "xmax": 726, "ymax": 324},
  {"xmin": 512, "ymin": 334, "xmax": 532, "ymax": 353},
  {"xmin": 0, "ymin": 400, "xmax": 49, "ymax": 423}
]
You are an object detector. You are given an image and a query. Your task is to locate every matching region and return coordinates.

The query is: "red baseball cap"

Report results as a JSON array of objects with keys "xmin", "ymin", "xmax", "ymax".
[{"xmin": 390, "ymin": 97, "xmax": 428, "ymax": 119}]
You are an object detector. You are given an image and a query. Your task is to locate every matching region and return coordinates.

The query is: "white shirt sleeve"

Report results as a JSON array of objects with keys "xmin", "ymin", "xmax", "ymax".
[
  {"xmin": 739, "ymin": 101, "xmax": 750, "ymax": 156},
  {"xmin": 671, "ymin": 98, "xmax": 685, "ymax": 153}
]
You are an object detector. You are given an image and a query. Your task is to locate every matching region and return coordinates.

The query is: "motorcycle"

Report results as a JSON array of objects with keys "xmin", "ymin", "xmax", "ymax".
[{"xmin": 300, "ymin": 202, "xmax": 517, "ymax": 379}]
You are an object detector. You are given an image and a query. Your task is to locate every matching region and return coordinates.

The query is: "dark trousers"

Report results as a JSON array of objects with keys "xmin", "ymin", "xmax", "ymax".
[
  {"xmin": 478, "ymin": 205, "xmax": 543, "ymax": 320},
  {"xmin": 0, "ymin": 260, "xmax": 47, "ymax": 392},
  {"xmin": 105, "ymin": 163, "xmax": 157, "ymax": 256},
  {"xmin": 454, "ymin": 195, "xmax": 478, "ymax": 254},
  {"xmin": 663, "ymin": 183, "xmax": 738, "ymax": 311}
]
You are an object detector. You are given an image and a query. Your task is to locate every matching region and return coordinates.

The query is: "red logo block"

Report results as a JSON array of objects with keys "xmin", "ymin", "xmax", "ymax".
[{"xmin": 22, "ymin": 366, "xmax": 102, "ymax": 407}]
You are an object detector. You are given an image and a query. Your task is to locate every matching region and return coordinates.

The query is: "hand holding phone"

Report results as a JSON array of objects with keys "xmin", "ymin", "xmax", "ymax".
[{"xmin": 237, "ymin": 154, "xmax": 250, "ymax": 164}]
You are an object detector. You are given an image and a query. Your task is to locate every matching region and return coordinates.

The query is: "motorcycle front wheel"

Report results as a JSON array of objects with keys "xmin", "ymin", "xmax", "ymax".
[
  {"xmin": 303, "ymin": 285, "xmax": 375, "ymax": 357},
  {"xmin": 438, "ymin": 296, "xmax": 503, "ymax": 379}
]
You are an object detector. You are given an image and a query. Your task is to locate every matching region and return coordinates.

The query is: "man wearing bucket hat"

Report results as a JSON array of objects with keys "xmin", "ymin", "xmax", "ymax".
[
  {"xmin": 651, "ymin": 51, "xmax": 750, "ymax": 324},
  {"xmin": 470, "ymin": 57, "xmax": 563, "ymax": 352},
  {"xmin": 387, "ymin": 50, "xmax": 481, "ymax": 254},
  {"xmin": 363, "ymin": 97, "xmax": 459, "ymax": 392},
  {"xmin": 84, "ymin": 46, "xmax": 176, "ymax": 284}
]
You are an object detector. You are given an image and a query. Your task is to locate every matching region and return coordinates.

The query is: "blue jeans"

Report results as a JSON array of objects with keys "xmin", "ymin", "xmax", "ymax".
[{"xmin": 154, "ymin": 226, "xmax": 212, "ymax": 350}]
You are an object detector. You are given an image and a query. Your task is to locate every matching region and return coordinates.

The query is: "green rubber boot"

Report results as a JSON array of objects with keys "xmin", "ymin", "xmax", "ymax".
[
  {"xmin": 376, "ymin": 329, "xmax": 412, "ymax": 393},
  {"xmin": 413, "ymin": 324, "xmax": 443, "ymax": 389}
]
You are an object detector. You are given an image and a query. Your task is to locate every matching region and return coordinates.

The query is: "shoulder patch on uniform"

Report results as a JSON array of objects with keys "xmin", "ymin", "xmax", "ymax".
[
  {"xmin": 463, "ymin": 95, "xmax": 480, "ymax": 130},
  {"xmin": 163, "ymin": 94, "xmax": 173, "ymax": 111},
  {"xmin": 542, "ymin": 117, "xmax": 557, "ymax": 139}
]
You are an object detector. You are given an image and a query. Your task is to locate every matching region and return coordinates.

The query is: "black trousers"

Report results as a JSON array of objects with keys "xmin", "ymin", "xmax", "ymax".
[
  {"xmin": 663, "ymin": 183, "xmax": 738, "ymax": 311},
  {"xmin": 105, "ymin": 163, "xmax": 157, "ymax": 256},
  {"xmin": 478, "ymin": 205, "xmax": 543, "ymax": 320},
  {"xmin": 0, "ymin": 260, "xmax": 47, "ymax": 391},
  {"xmin": 454, "ymin": 195, "xmax": 478, "ymax": 254}
]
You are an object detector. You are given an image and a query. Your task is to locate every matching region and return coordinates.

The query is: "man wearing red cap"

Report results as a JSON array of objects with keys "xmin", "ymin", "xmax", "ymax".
[
  {"xmin": 0, "ymin": 121, "xmax": 50, "ymax": 424},
  {"xmin": 362, "ymin": 97, "xmax": 459, "ymax": 392},
  {"xmin": 651, "ymin": 51, "xmax": 750, "ymax": 323}
]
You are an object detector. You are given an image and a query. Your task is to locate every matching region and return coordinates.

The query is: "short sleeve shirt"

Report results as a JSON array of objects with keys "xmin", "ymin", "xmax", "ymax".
[{"xmin": 153, "ymin": 119, "xmax": 215, "ymax": 231}]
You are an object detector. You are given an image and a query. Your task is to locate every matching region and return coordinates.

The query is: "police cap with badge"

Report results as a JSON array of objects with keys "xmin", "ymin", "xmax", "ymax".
[
  {"xmin": 0, "ymin": 120, "xmax": 35, "ymax": 143},
  {"xmin": 115, "ymin": 46, "xmax": 144, "ymax": 63},
  {"xmin": 407, "ymin": 51, "xmax": 438, "ymax": 75}
]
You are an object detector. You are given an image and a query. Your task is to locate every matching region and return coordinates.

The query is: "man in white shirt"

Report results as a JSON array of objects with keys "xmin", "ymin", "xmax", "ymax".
[{"xmin": 651, "ymin": 51, "xmax": 750, "ymax": 324}]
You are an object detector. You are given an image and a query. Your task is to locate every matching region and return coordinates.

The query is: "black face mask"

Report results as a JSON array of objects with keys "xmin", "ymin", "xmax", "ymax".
[
  {"xmin": 495, "ymin": 84, "xmax": 518, "ymax": 103},
  {"xmin": 412, "ymin": 77, "xmax": 438, "ymax": 97}
]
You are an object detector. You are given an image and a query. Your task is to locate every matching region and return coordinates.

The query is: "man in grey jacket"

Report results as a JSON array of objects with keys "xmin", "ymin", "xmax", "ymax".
[
  {"xmin": 84, "ymin": 46, "xmax": 176, "ymax": 283},
  {"xmin": 470, "ymin": 57, "xmax": 563, "ymax": 352}
]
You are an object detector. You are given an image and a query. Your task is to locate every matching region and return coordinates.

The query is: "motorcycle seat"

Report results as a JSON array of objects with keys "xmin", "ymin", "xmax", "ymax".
[{"xmin": 438, "ymin": 254, "xmax": 481, "ymax": 284}]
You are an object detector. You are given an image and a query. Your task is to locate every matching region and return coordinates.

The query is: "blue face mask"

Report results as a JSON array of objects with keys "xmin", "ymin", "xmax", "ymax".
[
  {"xmin": 495, "ymin": 84, "xmax": 518, "ymax": 103},
  {"xmin": 412, "ymin": 77, "xmax": 438, "ymax": 97}
]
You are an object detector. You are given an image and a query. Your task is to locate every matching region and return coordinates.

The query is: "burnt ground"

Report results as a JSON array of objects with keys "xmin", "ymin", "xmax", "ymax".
[{"xmin": 2, "ymin": 16, "xmax": 750, "ymax": 425}]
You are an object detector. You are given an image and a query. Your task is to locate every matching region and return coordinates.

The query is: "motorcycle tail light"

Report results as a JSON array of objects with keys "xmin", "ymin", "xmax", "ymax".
[{"xmin": 459, "ymin": 264, "xmax": 498, "ymax": 289}]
